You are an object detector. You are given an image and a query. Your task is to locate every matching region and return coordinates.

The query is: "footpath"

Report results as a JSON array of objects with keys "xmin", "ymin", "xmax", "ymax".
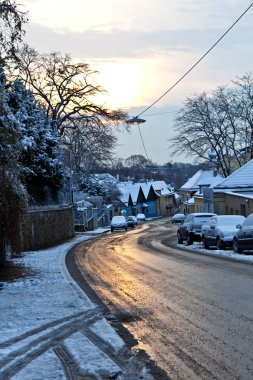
[{"xmin": 0, "ymin": 230, "xmax": 153, "ymax": 380}]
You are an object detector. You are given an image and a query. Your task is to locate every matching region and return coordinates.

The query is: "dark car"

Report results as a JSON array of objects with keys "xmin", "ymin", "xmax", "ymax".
[
  {"xmin": 177, "ymin": 212, "xmax": 216, "ymax": 245},
  {"xmin": 127, "ymin": 216, "xmax": 136, "ymax": 228},
  {"xmin": 233, "ymin": 213, "xmax": 253, "ymax": 253}
]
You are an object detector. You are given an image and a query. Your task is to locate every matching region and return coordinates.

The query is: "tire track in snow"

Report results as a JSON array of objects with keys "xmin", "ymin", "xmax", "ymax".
[{"xmin": 0, "ymin": 308, "xmax": 102, "ymax": 379}]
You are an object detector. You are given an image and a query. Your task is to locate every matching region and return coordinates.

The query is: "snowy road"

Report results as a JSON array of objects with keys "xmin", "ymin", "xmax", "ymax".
[
  {"xmin": 73, "ymin": 219, "xmax": 253, "ymax": 379},
  {"xmin": 0, "ymin": 232, "xmax": 152, "ymax": 380}
]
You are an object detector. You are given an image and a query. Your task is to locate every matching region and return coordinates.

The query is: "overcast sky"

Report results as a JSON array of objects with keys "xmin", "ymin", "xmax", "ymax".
[{"xmin": 21, "ymin": 0, "xmax": 253, "ymax": 164}]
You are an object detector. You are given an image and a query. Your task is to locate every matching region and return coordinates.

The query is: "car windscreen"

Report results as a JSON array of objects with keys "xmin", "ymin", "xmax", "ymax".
[
  {"xmin": 112, "ymin": 217, "xmax": 125, "ymax": 222},
  {"xmin": 194, "ymin": 216, "xmax": 213, "ymax": 224}
]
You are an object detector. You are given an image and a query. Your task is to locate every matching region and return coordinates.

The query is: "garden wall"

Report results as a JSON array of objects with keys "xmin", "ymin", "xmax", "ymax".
[{"xmin": 22, "ymin": 206, "xmax": 75, "ymax": 251}]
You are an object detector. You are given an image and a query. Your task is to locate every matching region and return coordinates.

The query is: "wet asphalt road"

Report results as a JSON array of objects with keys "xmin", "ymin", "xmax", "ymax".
[{"xmin": 73, "ymin": 218, "xmax": 253, "ymax": 379}]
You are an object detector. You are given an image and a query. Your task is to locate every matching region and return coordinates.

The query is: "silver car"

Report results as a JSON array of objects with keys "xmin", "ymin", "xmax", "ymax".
[
  {"xmin": 110, "ymin": 216, "xmax": 128, "ymax": 232},
  {"xmin": 201, "ymin": 215, "xmax": 245, "ymax": 249}
]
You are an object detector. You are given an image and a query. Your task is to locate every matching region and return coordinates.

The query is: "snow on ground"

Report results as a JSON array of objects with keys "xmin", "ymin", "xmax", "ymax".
[
  {"xmin": 0, "ymin": 235, "xmax": 94, "ymax": 344},
  {"xmin": 178, "ymin": 242, "xmax": 253, "ymax": 263},
  {"xmin": 0, "ymin": 232, "xmax": 150, "ymax": 379}
]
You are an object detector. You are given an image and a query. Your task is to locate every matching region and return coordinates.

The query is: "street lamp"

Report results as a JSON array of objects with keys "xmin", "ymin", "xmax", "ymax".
[
  {"xmin": 126, "ymin": 116, "xmax": 149, "ymax": 160},
  {"xmin": 126, "ymin": 116, "xmax": 146, "ymax": 124}
]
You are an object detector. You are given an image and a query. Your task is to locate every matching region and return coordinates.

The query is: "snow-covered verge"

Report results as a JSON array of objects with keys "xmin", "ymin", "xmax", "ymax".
[
  {"xmin": 178, "ymin": 242, "xmax": 253, "ymax": 263},
  {"xmin": 0, "ymin": 233, "xmax": 152, "ymax": 379}
]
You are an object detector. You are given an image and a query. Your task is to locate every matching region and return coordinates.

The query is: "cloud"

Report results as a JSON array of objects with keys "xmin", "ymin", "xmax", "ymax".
[{"xmin": 24, "ymin": 22, "xmax": 245, "ymax": 60}]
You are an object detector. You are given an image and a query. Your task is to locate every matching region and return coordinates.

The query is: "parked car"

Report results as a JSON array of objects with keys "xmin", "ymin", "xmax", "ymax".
[
  {"xmin": 201, "ymin": 215, "xmax": 246, "ymax": 249},
  {"xmin": 136, "ymin": 213, "xmax": 146, "ymax": 222},
  {"xmin": 177, "ymin": 213, "xmax": 216, "ymax": 245},
  {"xmin": 126, "ymin": 216, "xmax": 136, "ymax": 228},
  {"xmin": 132, "ymin": 216, "xmax": 138, "ymax": 225},
  {"xmin": 233, "ymin": 213, "xmax": 253, "ymax": 253},
  {"xmin": 110, "ymin": 216, "xmax": 128, "ymax": 232},
  {"xmin": 171, "ymin": 213, "xmax": 185, "ymax": 224}
]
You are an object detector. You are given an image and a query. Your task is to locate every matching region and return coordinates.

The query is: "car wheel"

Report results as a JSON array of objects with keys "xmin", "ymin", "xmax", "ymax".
[
  {"xmin": 125, "ymin": 227, "xmax": 128, "ymax": 231},
  {"xmin": 233, "ymin": 238, "xmax": 242, "ymax": 254},
  {"xmin": 186, "ymin": 233, "xmax": 193, "ymax": 245},
  {"xmin": 177, "ymin": 232, "xmax": 183, "ymax": 244},
  {"xmin": 202, "ymin": 236, "xmax": 209, "ymax": 249},
  {"xmin": 217, "ymin": 237, "xmax": 225, "ymax": 250},
  {"xmin": 111, "ymin": 227, "xmax": 114, "ymax": 232}
]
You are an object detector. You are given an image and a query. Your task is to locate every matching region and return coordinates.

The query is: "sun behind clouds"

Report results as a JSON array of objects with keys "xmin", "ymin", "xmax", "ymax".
[{"xmin": 94, "ymin": 60, "xmax": 142, "ymax": 109}]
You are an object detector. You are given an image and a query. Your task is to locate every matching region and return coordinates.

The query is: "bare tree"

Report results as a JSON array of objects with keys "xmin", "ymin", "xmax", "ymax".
[
  {"xmin": 125, "ymin": 154, "xmax": 153, "ymax": 168},
  {"xmin": 170, "ymin": 82, "xmax": 253, "ymax": 177},
  {"xmin": 233, "ymin": 73, "xmax": 253, "ymax": 159},
  {"xmin": 0, "ymin": 0, "xmax": 27, "ymax": 64},
  {"xmin": 16, "ymin": 46, "xmax": 127, "ymax": 135},
  {"xmin": 125, "ymin": 154, "xmax": 155, "ymax": 180},
  {"xmin": 63, "ymin": 119, "xmax": 117, "ymax": 173}
]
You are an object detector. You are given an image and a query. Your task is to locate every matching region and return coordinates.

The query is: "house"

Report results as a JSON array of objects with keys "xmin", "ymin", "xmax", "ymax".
[
  {"xmin": 117, "ymin": 182, "xmax": 147, "ymax": 216},
  {"xmin": 213, "ymin": 159, "xmax": 253, "ymax": 216},
  {"xmin": 193, "ymin": 175, "xmax": 224, "ymax": 213},
  {"xmin": 117, "ymin": 180, "xmax": 178, "ymax": 218},
  {"xmin": 149, "ymin": 181, "xmax": 177, "ymax": 216},
  {"xmin": 180, "ymin": 170, "xmax": 223, "ymax": 214},
  {"xmin": 140, "ymin": 183, "xmax": 159, "ymax": 217}
]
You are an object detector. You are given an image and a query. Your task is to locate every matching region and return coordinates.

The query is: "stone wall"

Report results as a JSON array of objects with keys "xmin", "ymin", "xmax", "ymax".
[{"xmin": 22, "ymin": 206, "xmax": 75, "ymax": 251}]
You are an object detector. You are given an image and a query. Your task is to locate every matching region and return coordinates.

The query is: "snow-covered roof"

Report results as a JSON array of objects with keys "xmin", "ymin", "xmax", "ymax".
[
  {"xmin": 117, "ymin": 180, "xmax": 174, "ymax": 205},
  {"xmin": 214, "ymin": 159, "xmax": 253, "ymax": 190},
  {"xmin": 181, "ymin": 170, "xmax": 223, "ymax": 190},
  {"xmin": 139, "ymin": 183, "xmax": 152, "ymax": 198},
  {"xmin": 224, "ymin": 191, "xmax": 253, "ymax": 200},
  {"xmin": 117, "ymin": 182, "xmax": 141, "ymax": 203},
  {"xmin": 149, "ymin": 180, "xmax": 172, "ymax": 196},
  {"xmin": 185, "ymin": 197, "xmax": 195, "ymax": 205}
]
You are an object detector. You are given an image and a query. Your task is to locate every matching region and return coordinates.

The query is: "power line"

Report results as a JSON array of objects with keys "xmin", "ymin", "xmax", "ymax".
[
  {"xmin": 137, "ymin": 124, "xmax": 149, "ymax": 160},
  {"xmin": 138, "ymin": 2, "xmax": 253, "ymax": 117},
  {"xmin": 145, "ymin": 110, "xmax": 175, "ymax": 117}
]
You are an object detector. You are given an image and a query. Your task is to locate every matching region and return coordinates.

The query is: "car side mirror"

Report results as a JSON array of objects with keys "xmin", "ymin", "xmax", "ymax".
[{"xmin": 236, "ymin": 224, "xmax": 242, "ymax": 229}]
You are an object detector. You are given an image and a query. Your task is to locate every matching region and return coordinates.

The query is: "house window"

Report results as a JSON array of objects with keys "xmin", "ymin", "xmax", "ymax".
[{"xmin": 230, "ymin": 208, "xmax": 233, "ymax": 215}]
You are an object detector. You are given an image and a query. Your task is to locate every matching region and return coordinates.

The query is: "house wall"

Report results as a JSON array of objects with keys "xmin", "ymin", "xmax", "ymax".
[
  {"xmin": 225, "ymin": 194, "xmax": 252, "ymax": 216},
  {"xmin": 157, "ymin": 195, "xmax": 176, "ymax": 216},
  {"xmin": 121, "ymin": 205, "xmax": 133, "ymax": 216},
  {"xmin": 188, "ymin": 204, "xmax": 195, "ymax": 214},
  {"xmin": 132, "ymin": 205, "xmax": 142, "ymax": 215},
  {"xmin": 214, "ymin": 193, "xmax": 253, "ymax": 216},
  {"xmin": 22, "ymin": 206, "xmax": 75, "ymax": 251},
  {"xmin": 180, "ymin": 190, "xmax": 196, "ymax": 214},
  {"xmin": 195, "ymin": 197, "xmax": 204, "ymax": 213},
  {"xmin": 146, "ymin": 201, "xmax": 157, "ymax": 217},
  {"xmin": 213, "ymin": 193, "xmax": 226, "ymax": 215}
]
